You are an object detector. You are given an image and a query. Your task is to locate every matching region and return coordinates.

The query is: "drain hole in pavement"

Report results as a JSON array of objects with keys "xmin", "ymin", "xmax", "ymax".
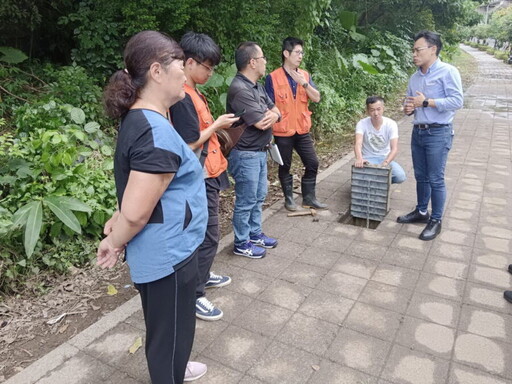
[{"xmin": 338, "ymin": 209, "xmax": 381, "ymax": 229}]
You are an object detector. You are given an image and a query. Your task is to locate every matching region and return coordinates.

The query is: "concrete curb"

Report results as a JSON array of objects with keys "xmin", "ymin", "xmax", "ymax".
[{"xmin": 5, "ymin": 296, "xmax": 141, "ymax": 384}]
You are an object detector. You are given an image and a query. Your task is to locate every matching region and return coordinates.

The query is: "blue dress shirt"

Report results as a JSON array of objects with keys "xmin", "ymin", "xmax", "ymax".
[{"xmin": 407, "ymin": 58, "xmax": 463, "ymax": 125}]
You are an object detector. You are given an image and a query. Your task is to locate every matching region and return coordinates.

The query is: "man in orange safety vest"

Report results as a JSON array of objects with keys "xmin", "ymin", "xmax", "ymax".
[{"xmin": 265, "ymin": 37, "xmax": 327, "ymax": 211}]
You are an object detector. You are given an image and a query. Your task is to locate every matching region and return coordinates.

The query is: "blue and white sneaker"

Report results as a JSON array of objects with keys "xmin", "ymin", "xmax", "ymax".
[
  {"xmin": 195, "ymin": 297, "xmax": 223, "ymax": 321},
  {"xmin": 205, "ymin": 272, "xmax": 232, "ymax": 289},
  {"xmin": 233, "ymin": 241, "xmax": 266, "ymax": 259},
  {"xmin": 249, "ymin": 233, "xmax": 278, "ymax": 249}
]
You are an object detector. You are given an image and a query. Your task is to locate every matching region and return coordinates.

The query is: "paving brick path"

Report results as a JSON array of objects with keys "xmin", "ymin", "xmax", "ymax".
[{"xmin": 6, "ymin": 45, "xmax": 512, "ymax": 384}]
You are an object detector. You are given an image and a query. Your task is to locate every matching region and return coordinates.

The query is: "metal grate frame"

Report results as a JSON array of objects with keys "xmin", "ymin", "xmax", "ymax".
[{"xmin": 350, "ymin": 165, "xmax": 391, "ymax": 222}]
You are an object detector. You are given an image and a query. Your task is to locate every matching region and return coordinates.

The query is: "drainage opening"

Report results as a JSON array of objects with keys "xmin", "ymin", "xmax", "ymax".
[{"xmin": 338, "ymin": 209, "xmax": 381, "ymax": 229}]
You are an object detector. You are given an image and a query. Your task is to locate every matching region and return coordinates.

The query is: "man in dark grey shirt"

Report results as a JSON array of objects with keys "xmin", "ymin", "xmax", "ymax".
[{"xmin": 227, "ymin": 41, "xmax": 281, "ymax": 259}]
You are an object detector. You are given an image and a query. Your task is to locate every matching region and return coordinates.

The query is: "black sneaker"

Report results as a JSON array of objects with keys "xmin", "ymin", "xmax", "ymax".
[
  {"xmin": 419, "ymin": 219, "xmax": 442, "ymax": 241},
  {"xmin": 397, "ymin": 209, "xmax": 430, "ymax": 224}
]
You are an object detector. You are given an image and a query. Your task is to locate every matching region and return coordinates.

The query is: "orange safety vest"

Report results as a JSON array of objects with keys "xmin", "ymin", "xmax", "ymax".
[
  {"xmin": 184, "ymin": 84, "xmax": 228, "ymax": 179},
  {"xmin": 269, "ymin": 67, "xmax": 313, "ymax": 137}
]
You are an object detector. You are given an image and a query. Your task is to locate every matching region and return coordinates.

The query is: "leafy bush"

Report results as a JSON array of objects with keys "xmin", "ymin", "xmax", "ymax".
[
  {"xmin": 59, "ymin": 0, "xmax": 199, "ymax": 80},
  {"xmin": 0, "ymin": 48, "xmax": 44, "ymax": 120},
  {"xmin": 307, "ymin": 24, "xmax": 411, "ymax": 137},
  {"xmin": 58, "ymin": 1, "xmax": 124, "ymax": 80},
  {"xmin": 0, "ymin": 97, "xmax": 116, "ymax": 292},
  {"xmin": 0, "ymin": 54, "xmax": 107, "ymax": 128},
  {"xmin": 495, "ymin": 51, "xmax": 508, "ymax": 61},
  {"xmin": 190, "ymin": 0, "xmax": 282, "ymax": 66},
  {"xmin": 43, "ymin": 65, "xmax": 107, "ymax": 125}
]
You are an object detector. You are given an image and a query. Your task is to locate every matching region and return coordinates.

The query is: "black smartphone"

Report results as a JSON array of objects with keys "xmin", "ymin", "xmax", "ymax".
[{"xmin": 234, "ymin": 109, "xmax": 246, "ymax": 117}]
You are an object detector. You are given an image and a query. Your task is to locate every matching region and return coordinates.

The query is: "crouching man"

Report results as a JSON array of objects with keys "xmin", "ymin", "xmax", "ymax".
[{"xmin": 354, "ymin": 96, "xmax": 406, "ymax": 184}]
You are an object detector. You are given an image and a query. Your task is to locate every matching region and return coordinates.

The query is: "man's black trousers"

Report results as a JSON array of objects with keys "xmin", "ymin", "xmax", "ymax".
[
  {"xmin": 196, "ymin": 183, "xmax": 220, "ymax": 298},
  {"xmin": 274, "ymin": 133, "xmax": 319, "ymax": 181},
  {"xmin": 134, "ymin": 251, "xmax": 198, "ymax": 384}
]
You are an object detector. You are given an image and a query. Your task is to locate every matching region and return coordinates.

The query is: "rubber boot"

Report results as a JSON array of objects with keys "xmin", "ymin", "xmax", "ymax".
[
  {"xmin": 280, "ymin": 175, "xmax": 297, "ymax": 211},
  {"xmin": 301, "ymin": 178, "xmax": 328, "ymax": 209}
]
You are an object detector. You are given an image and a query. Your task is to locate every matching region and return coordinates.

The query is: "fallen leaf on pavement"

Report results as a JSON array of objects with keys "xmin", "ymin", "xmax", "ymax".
[
  {"xmin": 129, "ymin": 336, "xmax": 142, "ymax": 354},
  {"xmin": 107, "ymin": 285, "xmax": 118, "ymax": 296}
]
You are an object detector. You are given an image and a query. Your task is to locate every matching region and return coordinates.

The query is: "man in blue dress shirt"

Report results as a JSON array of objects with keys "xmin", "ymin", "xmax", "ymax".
[{"xmin": 397, "ymin": 31, "xmax": 463, "ymax": 241}]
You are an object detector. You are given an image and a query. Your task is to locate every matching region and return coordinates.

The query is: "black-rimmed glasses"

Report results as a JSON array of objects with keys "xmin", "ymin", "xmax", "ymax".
[
  {"xmin": 411, "ymin": 46, "xmax": 433, "ymax": 54},
  {"xmin": 193, "ymin": 58, "xmax": 215, "ymax": 73}
]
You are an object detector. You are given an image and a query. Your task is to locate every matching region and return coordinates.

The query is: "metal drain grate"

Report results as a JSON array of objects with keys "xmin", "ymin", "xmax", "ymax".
[{"xmin": 350, "ymin": 165, "xmax": 391, "ymax": 222}]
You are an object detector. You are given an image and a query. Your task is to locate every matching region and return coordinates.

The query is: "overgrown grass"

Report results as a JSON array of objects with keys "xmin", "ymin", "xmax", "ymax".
[{"xmin": 449, "ymin": 47, "xmax": 479, "ymax": 90}]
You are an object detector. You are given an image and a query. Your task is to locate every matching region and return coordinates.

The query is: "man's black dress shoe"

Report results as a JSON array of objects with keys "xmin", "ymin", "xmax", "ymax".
[
  {"xmin": 505, "ymin": 291, "xmax": 512, "ymax": 304},
  {"xmin": 508, "ymin": 264, "xmax": 512, "ymax": 274},
  {"xmin": 419, "ymin": 219, "xmax": 442, "ymax": 241},
  {"xmin": 397, "ymin": 209, "xmax": 430, "ymax": 224}
]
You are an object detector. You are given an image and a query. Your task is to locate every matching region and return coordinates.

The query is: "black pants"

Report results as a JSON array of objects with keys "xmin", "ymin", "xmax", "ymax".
[
  {"xmin": 275, "ymin": 133, "xmax": 319, "ymax": 181},
  {"xmin": 134, "ymin": 251, "xmax": 198, "ymax": 384},
  {"xmin": 196, "ymin": 183, "xmax": 220, "ymax": 298}
]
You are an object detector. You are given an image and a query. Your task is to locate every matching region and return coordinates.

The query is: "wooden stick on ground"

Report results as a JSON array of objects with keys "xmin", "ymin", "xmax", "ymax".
[{"xmin": 287, "ymin": 208, "xmax": 317, "ymax": 217}]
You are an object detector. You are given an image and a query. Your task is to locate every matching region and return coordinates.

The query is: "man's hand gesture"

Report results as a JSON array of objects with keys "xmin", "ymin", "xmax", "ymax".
[
  {"xmin": 406, "ymin": 91, "xmax": 426, "ymax": 108},
  {"xmin": 286, "ymin": 68, "xmax": 307, "ymax": 87}
]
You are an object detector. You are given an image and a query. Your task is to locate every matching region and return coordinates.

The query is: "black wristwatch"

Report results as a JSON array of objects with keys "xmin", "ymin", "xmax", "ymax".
[{"xmin": 422, "ymin": 99, "xmax": 429, "ymax": 108}]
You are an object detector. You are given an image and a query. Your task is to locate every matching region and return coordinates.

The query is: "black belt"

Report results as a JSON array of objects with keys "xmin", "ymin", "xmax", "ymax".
[
  {"xmin": 414, "ymin": 123, "xmax": 449, "ymax": 129},
  {"xmin": 234, "ymin": 145, "xmax": 269, "ymax": 152},
  {"xmin": 257, "ymin": 144, "xmax": 271, "ymax": 151}
]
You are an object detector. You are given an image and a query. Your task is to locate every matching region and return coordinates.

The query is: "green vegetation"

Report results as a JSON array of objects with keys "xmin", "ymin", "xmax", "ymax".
[
  {"xmin": 0, "ymin": 59, "xmax": 117, "ymax": 291},
  {"xmin": 464, "ymin": 3, "xmax": 512, "ymax": 62},
  {"xmin": 0, "ymin": 0, "xmax": 481, "ymax": 293},
  {"xmin": 465, "ymin": 40, "xmax": 510, "ymax": 63}
]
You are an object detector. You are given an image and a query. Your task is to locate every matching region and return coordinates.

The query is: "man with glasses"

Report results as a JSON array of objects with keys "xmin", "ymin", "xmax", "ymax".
[
  {"xmin": 265, "ymin": 37, "xmax": 326, "ymax": 212},
  {"xmin": 397, "ymin": 30, "xmax": 463, "ymax": 241},
  {"xmin": 170, "ymin": 32, "xmax": 240, "ymax": 324},
  {"xmin": 226, "ymin": 41, "xmax": 281, "ymax": 258}
]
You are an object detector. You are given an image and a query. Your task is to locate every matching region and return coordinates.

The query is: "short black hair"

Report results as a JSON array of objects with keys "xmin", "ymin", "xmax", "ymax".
[
  {"xmin": 180, "ymin": 31, "xmax": 221, "ymax": 66},
  {"xmin": 414, "ymin": 30, "xmax": 442, "ymax": 56},
  {"xmin": 366, "ymin": 95, "xmax": 385, "ymax": 107},
  {"xmin": 282, "ymin": 36, "xmax": 304, "ymax": 62},
  {"xmin": 235, "ymin": 41, "xmax": 260, "ymax": 71}
]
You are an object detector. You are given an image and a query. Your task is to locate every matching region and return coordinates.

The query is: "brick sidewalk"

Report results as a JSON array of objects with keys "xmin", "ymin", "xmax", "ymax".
[{"xmin": 6, "ymin": 45, "xmax": 512, "ymax": 384}]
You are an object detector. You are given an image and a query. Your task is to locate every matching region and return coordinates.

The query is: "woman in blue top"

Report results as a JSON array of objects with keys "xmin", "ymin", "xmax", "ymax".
[{"xmin": 97, "ymin": 31, "xmax": 208, "ymax": 383}]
